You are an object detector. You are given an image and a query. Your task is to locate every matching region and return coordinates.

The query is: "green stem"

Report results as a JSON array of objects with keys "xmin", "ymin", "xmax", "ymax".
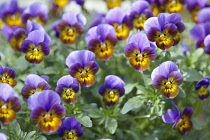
[
  {"xmin": 7, "ymin": 124, "xmax": 11, "ymax": 140},
  {"xmin": 34, "ymin": 127, "xmax": 39, "ymax": 140}
]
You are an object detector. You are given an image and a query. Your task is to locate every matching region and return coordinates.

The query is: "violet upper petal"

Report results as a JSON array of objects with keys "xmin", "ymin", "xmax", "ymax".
[
  {"xmin": 158, "ymin": 61, "xmax": 179, "ymax": 79},
  {"xmin": 96, "ymin": 24, "xmax": 116, "ymax": 42},
  {"xmin": 162, "ymin": 109, "xmax": 179, "ymax": 123},
  {"xmin": 190, "ymin": 24, "xmax": 206, "ymax": 41},
  {"xmin": 104, "ymin": 75, "xmax": 125, "ymax": 89},
  {"xmin": 27, "ymin": 30, "xmax": 45, "ymax": 45},
  {"xmin": 26, "ymin": 20, "xmax": 45, "ymax": 34},
  {"xmin": 28, "ymin": 2, "xmax": 48, "ymax": 17},
  {"xmin": 106, "ymin": 7, "xmax": 126, "ymax": 24},
  {"xmin": 57, "ymin": 75, "xmax": 78, "ymax": 87},
  {"xmin": 198, "ymin": 8, "xmax": 210, "ymax": 23},
  {"xmin": 28, "ymin": 90, "xmax": 61, "ymax": 111},
  {"xmin": 129, "ymin": 0, "xmax": 150, "ymax": 15},
  {"xmin": 85, "ymin": 26, "xmax": 98, "ymax": 43},
  {"xmin": 128, "ymin": 32, "xmax": 150, "ymax": 51},
  {"xmin": 182, "ymin": 107, "xmax": 193, "ymax": 118},
  {"xmin": 0, "ymin": 83, "xmax": 17, "ymax": 102},
  {"xmin": 24, "ymin": 74, "xmax": 49, "ymax": 88},
  {"xmin": 66, "ymin": 50, "xmax": 96, "ymax": 68},
  {"xmin": 144, "ymin": 17, "xmax": 161, "ymax": 32}
]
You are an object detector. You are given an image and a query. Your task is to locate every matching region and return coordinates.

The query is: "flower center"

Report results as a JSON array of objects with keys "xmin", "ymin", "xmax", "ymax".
[
  {"xmin": 113, "ymin": 23, "xmax": 130, "ymax": 40},
  {"xmin": 63, "ymin": 129, "xmax": 78, "ymax": 140}
]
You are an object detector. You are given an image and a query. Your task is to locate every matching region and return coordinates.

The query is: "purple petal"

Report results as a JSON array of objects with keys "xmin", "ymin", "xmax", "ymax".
[
  {"xmin": 165, "ymin": 13, "xmax": 182, "ymax": 24},
  {"xmin": 97, "ymin": 24, "xmax": 116, "ymax": 42},
  {"xmin": 0, "ymin": 83, "xmax": 17, "ymax": 102},
  {"xmin": 24, "ymin": 74, "xmax": 49, "ymax": 88},
  {"xmin": 158, "ymin": 13, "xmax": 168, "ymax": 30},
  {"xmin": 98, "ymin": 85, "xmax": 108, "ymax": 96},
  {"xmin": 190, "ymin": 24, "xmax": 206, "ymax": 41},
  {"xmin": 182, "ymin": 107, "xmax": 193, "ymax": 118},
  {"xmin": 62, "ymin": 11, "xmax": 86, "ymax": 26},
  {"xmin": 128, "ymin": 32, "xmax": 150, "ymax": 51},
  {"xmin": 129, "ymin": 0, "xmax": 150, "ymax": 15},
  {"xmin": 27, "ymin": 30, "xmax": 45, "ymax": 45},
  {"xmin": 142, "ymin": 47, "xmax": 156, "ymax": 61},
  {"xmin": 198, "ymin": 8, "xmax": 210, "ymax": 23},
  {"xmin": 28, "ymin": 2, "xmax": 48, "ymax": 17},
  {"xmin": 85, "ymin": 61, "xmax": 99, "ymax": 74},
  {"xmin": 195, "ymin": 77, "xmax": 210, "ymax": 90},
  {"xmin": 176, "ymin": 22, "xmax": 185, "ymax": 33},
  {"xmin": 144, "ymin": 17, "xmax": 161, "ymax": 32},
  {"xmin": 104, "ymin": 75, "xmax": 125, "ymax": 89},
  {"xmin": 106, "ymin": 7, "xmax": 126, "ymax": 24},
  {"xmin": 204, "ymin": 34, "xmax": 210, "ymax": 48},
  {"xmin": 28, "ymin": 90, "xmax": 61, "ymax": 111},
  {"xmin": 6, "ymin": 96, "xmax": 21, "ymax": 112},
  {"xmin": 168, "ymin": 71, "xmax": 183, "ymax": 85},
  {"xmin": 56, "ymin": 75, "xmax": 78, "ymax": 87},
  {"xmin": 66, "ymin": 50, "xmax": 96, "ymax": 68},
  {"xmin": 124, "ymin": 43, "xmax": 138, "ymax": 57},
  {"xmin": 3, "ymin": 67, "xmax": 16, "ymax": 78},
  {"xmin": 152, "ymin": 75, "xmax": 165, "ymax": 89},
  {"xmin": 0, "ymin": 133, "xmax": 7, "ymax": 140},
  {"xmin": 26, "ymin": 20, "xmax": 45, "ymax": 34},
  {"xmin": 162, "ymin": 109, "xmax": 179, "ymax": 123},
  {"xmin": 41, "ymin": 75, "xmax": 49, "ymax": 82}
]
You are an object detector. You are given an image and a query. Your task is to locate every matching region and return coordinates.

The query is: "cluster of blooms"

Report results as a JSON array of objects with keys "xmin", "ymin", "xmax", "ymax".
[{"xmin": 1, "ymin": 0, "xmax": 210, "ymax": 139}]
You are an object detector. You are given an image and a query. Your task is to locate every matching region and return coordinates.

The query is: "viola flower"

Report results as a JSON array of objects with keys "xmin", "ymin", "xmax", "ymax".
[
  {"xmin": 162, "ymin": 102, "xmax": 193, "ymax": 135},
  {"xmin": 28, "ymin": 90, "xmax": 66, "ymax": 133},
  {"xmin": 0, "ymin": 65, "xmax": 17, "ymax": 87},
  {"xmin": 85, "ymin": 24, "xmax": 117, "ymax": 60},
  {"xmin": 128, "ymin": 0, "xmax": 153, "ymax": 30},
  {"xmin": 0, "ymin": 0, "xmax": 23, "ymax": 27},
  {"xmin": 21, "ymin": 2, "xmax": 48, "ymax": 25},
  {"xmin": 66, "ymin": 50, "xmax": 99, "ymax": 87},
  {"xmin": 57, "ymin": 117, "xmax": 83, "ymax": 140},
  {"xmin": 106, "ymin": 7, "xmax": 131, "ymax": 40},
  {"xmin": 144, "ymin": 13, "xmax": 185, "ymax": 50},
  {"xmin": 104, "ymin": 0, "xmax": 124, "ymax": 9},
  {"xmin": 20, "ymin": 29, "xmax": 51, "ymax": 64},
  {"xmin": 0, "ymin": 83, "xmax": 22, "ymax": 124},
  {"xmin": 55, "ymin": 75, "xmax": 79, "ymax": 104},
  {"xmin": 21, "ymin": 74, "xmax": 50, "ymax": 100},
  {"xmin": 53, "ymin": 11, "xmax": 86, "ymax": 45},
  {"xmin": 195, "ymin": 77, "xmax": 210, "ymax": 100},
  {"xmin": 151, "ymin": 61, "xmax": 183, "ymax": 98},
  {"xmin": 124, "ymin": 32, "xmax": 156, "ymax": 71},
  {"xmin": 185, "ymin": 0, "xmax": 208, "ymax": 23},
  {"xmin": 2, "ymin": 20, "xmax": 44, "ymax": 52},
  {"xmin": 98, "ymin": 75, "xmax": 125, "ymax": 107},
  {"xmin": 190, "ymin": 22, "xmax": 210, "ymax": 53}
]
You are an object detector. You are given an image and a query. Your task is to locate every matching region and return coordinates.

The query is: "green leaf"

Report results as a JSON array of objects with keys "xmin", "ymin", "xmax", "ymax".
[
  {"xmin": 178, "ymin": 87, "xmax": 186, "ymax": 98},
  {"xmin": 124, "ymin": 83, "xmax": 138, "ymax": 94},
  {"xmin": 76, "ymin": 115, "xmax": 92, "ymax": 127},
  {"xmin": 105, "ymin": 117, "xmax": 118, "ymax": 134},
  {"xmin": 37, "ymin": 135, "xmax": 47, "ymax": 140},
  {"xmin": 192, "ymin": 119, "xmax": 202, "ymax": 130},
  {"xmin": 182, "ymin": 68, "xmax": 203, "ymax": 82},
  {"xmin": 24, "ymin": 131, "xmax": 36, "ymax": 139},
  {"xmin": 121, "ymin": 96, "xmax": 143, "ymax": 114},
  {"xmin": 43, "ymin": 67, "xmax": 57, "ymax": 74}
]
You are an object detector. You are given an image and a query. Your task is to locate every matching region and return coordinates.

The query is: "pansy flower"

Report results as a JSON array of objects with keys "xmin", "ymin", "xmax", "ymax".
[
  {"xmin": 124, "ymin": 32, "xmax": 156, "ymax": 71},
  {"xmin": 195, "ymin": 77, "xmax": 210, "ymax": 100},
  {"xmin": 21, "ymin": 74, "xmax": 50, "ymax": 100},
  {"xmin": 28, "ymin": 90, "xmax": 66, "ymax": 133},
  {"xmin": 165, "ymin": 0, "xmax": 184, "ymax": 13},
  {"xmin": 55, "ymin": 75, "xmax": 79, "ymax": 104},
  {"xmin": 128, "ymin": 0, "xmax": 153, "ymax": 30},
  {"xmin": 162, "ymin": 102, "xmax": 193, "ymax": 135},
  {"xmin": 57, "ymin": 117, "xmax": 83, "ymax": 140},
  {"xmin": 151, "ymin": 61, "xmax": 183, "ymax": 98},
  {"xmin": 52, "ymin": 11, "xmax": 86, "ymax": 45},
  {"xmin": 85, "ymin": 24, "xmax": 117, "ymax": 60},
  {"xmin": 99, "ymin": 75, "xmax": 125, "ymax": 107},
  {"xmin": 20, "ymin": 28, "xmax": 51, "ymax": 64},
  {"xmin": 0, "ymin": 65, "xmax": 17, "ymax": 87},
  {"xmin": 0, "ymin": 0, "xmax": 23, "ymax": 27},
  {"xmin": 185, "ymin": 0, "xmax": 208, "ymax": 23},
  {"xmin": 106, "ymin": 7, "xmax": 131, "ymax": 40},
  {"xmin": 2, "ymin": 20, "xmax": 44, "ymax": 52},
  {"xmin": 0, "ymin": 83, "xmax": 22, "ymax": 124},
  {"xmin": 190, "ymin": 22, "xmax": 210, "ymax": 53},
  {"xmin": 144, "ymin": 13, "xmax": 185, "ymax": 50},
  {"xmin": 21, "ymin": 2, "xmax": 48, "ymax": 25},
  {"xmin": 104, "ymin": 0, "xmax": 124, "ymax": 9},
  {"xmin": 66, "ymin": 50, "xmax": 99, "ymax": 87}
]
